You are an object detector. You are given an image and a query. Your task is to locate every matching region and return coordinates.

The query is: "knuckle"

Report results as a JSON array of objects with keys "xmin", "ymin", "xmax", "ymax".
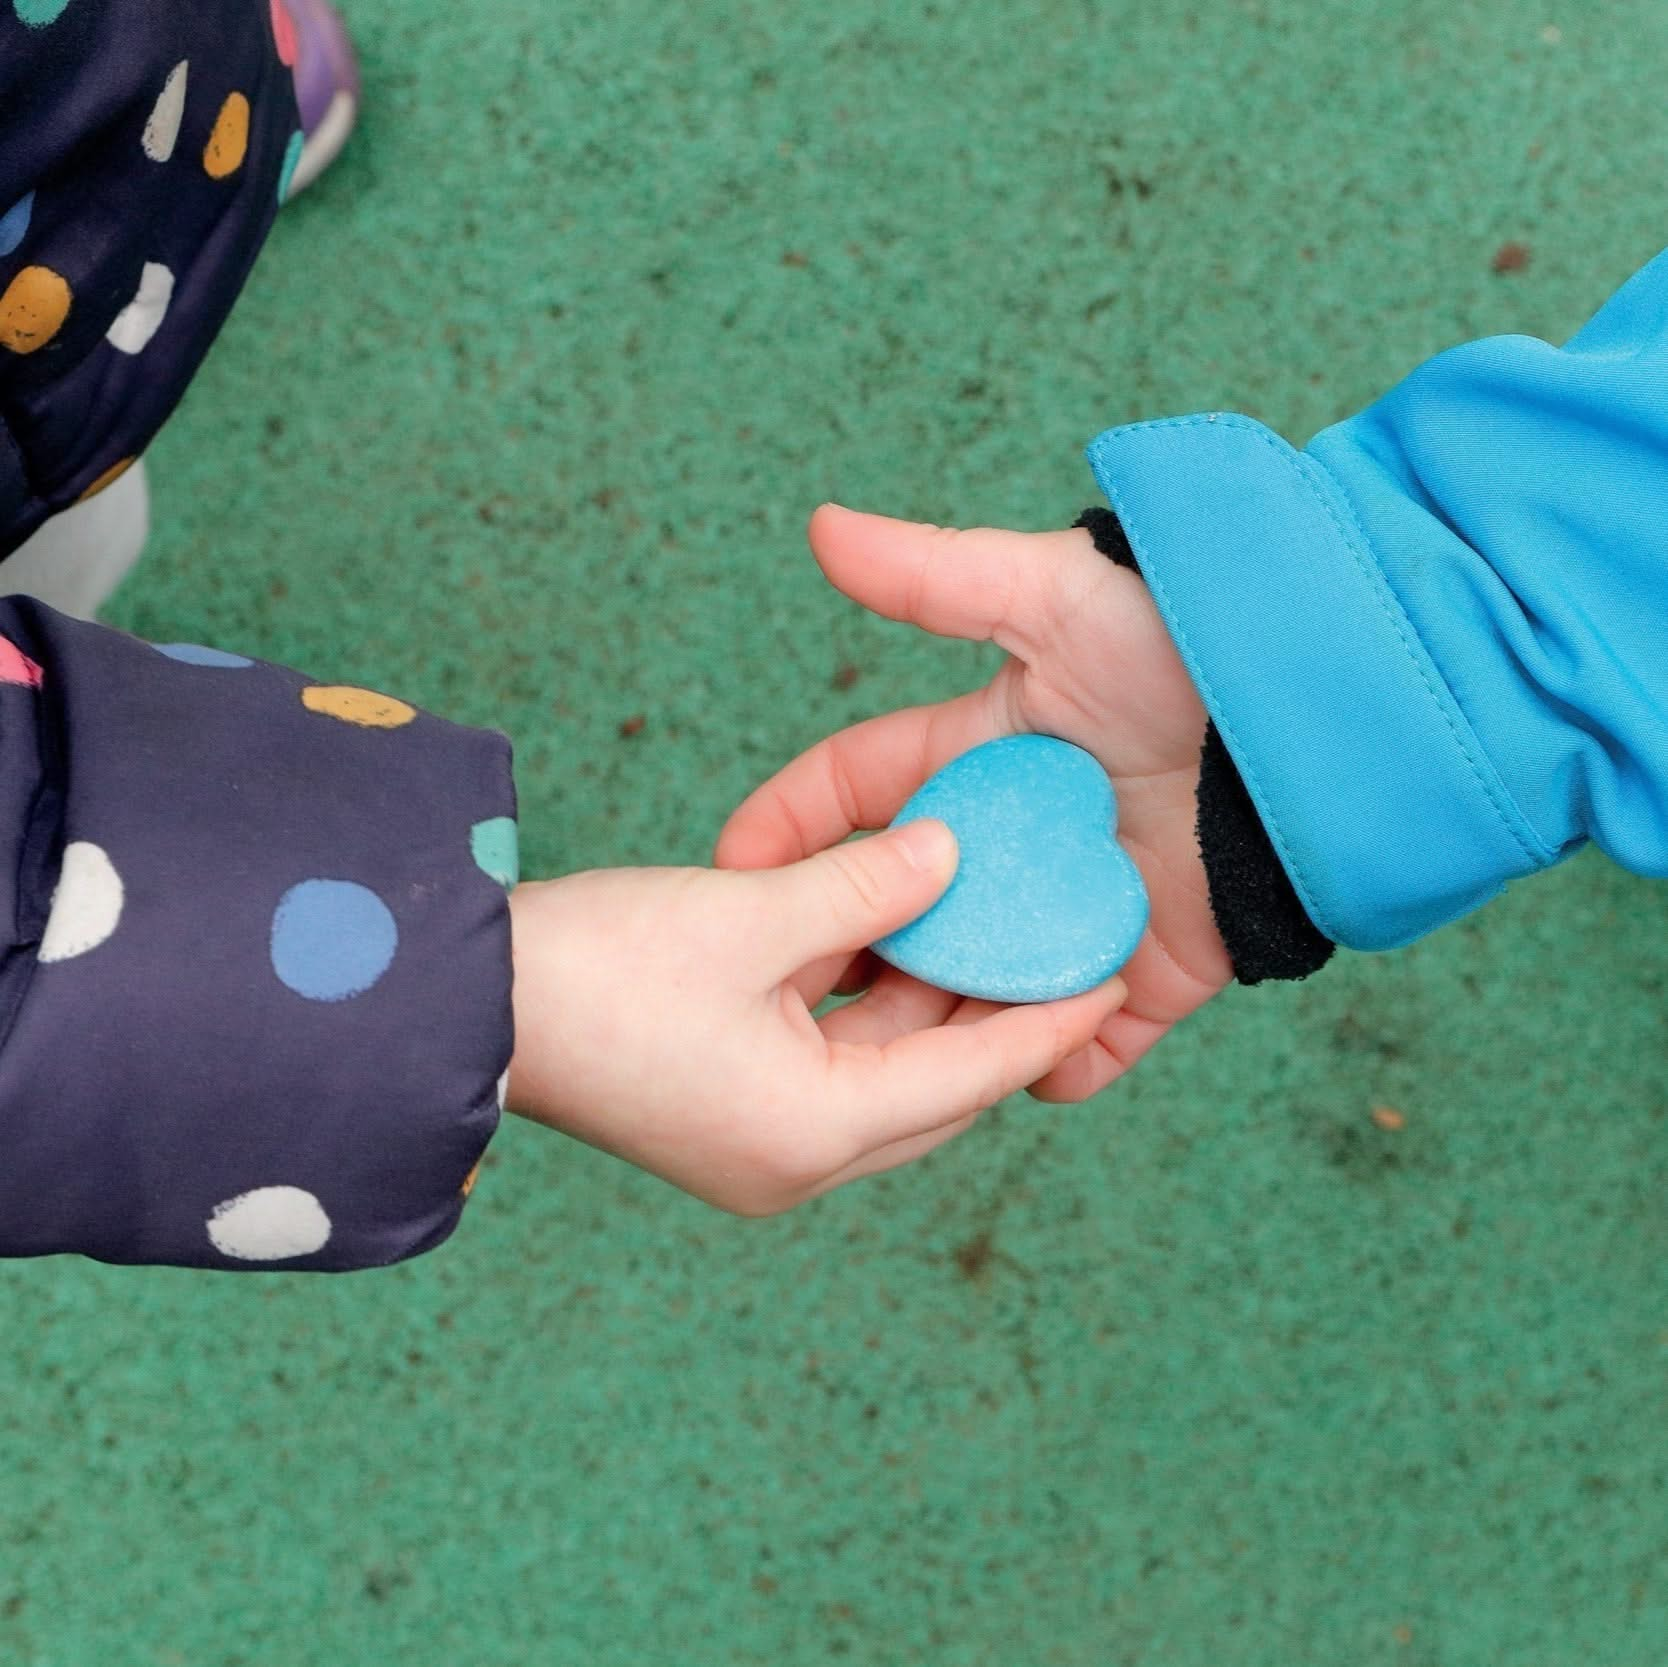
[
  {"xmin": 977, "ymin": 1044, "xmax": 1013, "ymax": 1111},
  {"xmin": 1043, "ymin": 1003, "xmax": 1074, "ymax": 1060},
  {"xmin": 820, "ymin": 846, "xmax": 890, "ymax": 926},
  {"xmin": 945, "ymin": 1030, "xmax": 1006, "ymax": 1117}
]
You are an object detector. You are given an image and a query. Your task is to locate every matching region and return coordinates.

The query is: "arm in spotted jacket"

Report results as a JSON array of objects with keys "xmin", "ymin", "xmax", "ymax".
[
  {"xmin": 0, "ymin": 600, "xmax": 513, "ymax": 1269},
  {"xmin": 0, "ymin": 6, "xmax": 511, "ymax": 1269}
]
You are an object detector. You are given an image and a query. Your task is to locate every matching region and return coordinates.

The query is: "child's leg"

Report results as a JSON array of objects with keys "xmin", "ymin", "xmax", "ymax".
[
  {"xmin": 0, "ymin": 0, "xmax": 358, "ymax": 614},
  {"xmin": 1, "ymin": 459, "xmax": 148, "ymax": 620},
  {"xmin": 285, "ymin": 0, "xmax": 362, "ymax": 199}
]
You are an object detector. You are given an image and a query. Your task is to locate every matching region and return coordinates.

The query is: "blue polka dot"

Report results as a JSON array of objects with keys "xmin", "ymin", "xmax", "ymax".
[
  {"xmin": 154, "ymin": 643, "xmax": 254, "ymax": 668},
  {"xmin": 0, "ymin": 193, "xmax": 33, "ymax": 258},
  {"xmin": 277, "ymin": 130, "xmax": 305, "ymax": 203},
  {"xmin": 271, "ymin": 880, "xmax": 397, "ymax": 1002},
  {"xmin": 470, "ymin": 817, "xmax": 519, "ymax": 889}
]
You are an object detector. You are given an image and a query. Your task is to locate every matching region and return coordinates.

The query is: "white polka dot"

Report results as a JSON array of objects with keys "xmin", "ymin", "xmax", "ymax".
[
  {"xmin": 207, "ymin": 1186, "xmax": 331, "ymax": 1261},
  {"xmin": 39, "ymin": 841, "xmax": 123, "ymax": 963},
  {"xmin": 106, "ymin": 262, "xmax": 174, "ymax": 355},
  {"xmin": 142, "ymin": 60, "xmax": 189, "ymax": 163}
]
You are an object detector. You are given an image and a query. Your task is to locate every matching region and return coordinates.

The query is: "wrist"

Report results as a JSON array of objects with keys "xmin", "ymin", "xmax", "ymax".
[{"xmin": 1076, "ymin": 505, "xmax": 1334, "ymax": 984}]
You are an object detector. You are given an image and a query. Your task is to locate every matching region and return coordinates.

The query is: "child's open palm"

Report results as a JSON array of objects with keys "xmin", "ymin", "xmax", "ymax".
[{"xmin": 718, "ymin": 506, "xmax": 1233, "ymax": 1101}]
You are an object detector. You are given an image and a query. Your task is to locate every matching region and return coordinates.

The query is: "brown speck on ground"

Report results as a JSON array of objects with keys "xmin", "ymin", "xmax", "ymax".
[
  {"xmin": 619, "ymin": 714, "xmax": 646, "ymax": 738},
  {"xmin": 362, "ymin": 1566, "xmax": 411, "ymax": 1602},
  {"xmin": 781, "ymin": 250, "xmax": 809, "ymax": 268},
  {"xmin": 832, "ymin": 662, "xmax": 861, "ymax": 690},
  {"xmin": 952, "ymin": 1229, "xmax": 995, "ymax": 1281},
  {"xmin": 1393, "ymin": 1624, "xmax": 1414, "ymax": 1646},
  {"xmin": 752, "ymin": 1574, "xmax": 779, "ymax": 1597},
  {"xmin": 1492, "ymin": 240, "xmax": 1531, "ymax": 274},
  {"xmin": 1371, "ymin": 1105, "xmax": 1406, "ymax": 1131}
]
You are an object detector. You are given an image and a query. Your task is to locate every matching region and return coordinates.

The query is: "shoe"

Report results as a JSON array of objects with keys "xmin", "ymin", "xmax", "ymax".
[
  {"xmin": 279, "ymin": 0, "xmax": 361, "ymax": 200},
  {"xmin": 3, "ymin": 460, "xmax": 150, "ymax": 620}
]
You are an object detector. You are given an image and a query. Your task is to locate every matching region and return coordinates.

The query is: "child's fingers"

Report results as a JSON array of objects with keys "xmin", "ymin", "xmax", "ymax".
[
  {"xmin": 808, "ymin": 505, "xmax": 1105, "ymax": 656},
  {"xmin": 789, "ymin": 949, "xmax": 861, "ymax": 1009},
  {"xmin": 748, "ymin": 820, "xmax": 959, "ymax": 978},
  {"xmin": 788, "ymin": 949, "xmax": 888, "ymax": 1013},
  {"xmin": 1026, "ymin": 1037, "xmax": 1122, "ymax": 1104},
  {"xmin": 836, "ymin": 977, "xmax": 1127, "ymax": 1147},
  {"xmin": 786, "ymin": 949, "xmax": 884, "ymax": 1010},
  {"xmin": 833, "ymin": 949, "xmax": 881, "ymax": 997},
  {"xmin": 1028, "ymin": 1007, "xmax": 1170, "ymax": 1102},
  {"xmin": 810, "ymin": 1111, "xmax": 983, "ymax": 1196},
  {"xmin": 814, "ymin": 993, "xmax": 999, "ymax": 1187},
  {"xmin": 715, "ymin": 686, "xmax": 1005, "ymax": 871},
  {"xmin": 818, "ymin": 965, "xmax": 961, "ymax": 1048}
]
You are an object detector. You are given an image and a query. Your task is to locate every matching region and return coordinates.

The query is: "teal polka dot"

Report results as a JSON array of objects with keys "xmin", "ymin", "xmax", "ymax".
[
  {"xmin": 276, "ymin": 130, "xmax": 305, "ymax": 203},
  {"xmin": 13, "ymin": 0, "xmax": 73, "ymax": 24},
  {"xmin": 470, "ymin": 818, "xmax": 519, "ymax": 890}
]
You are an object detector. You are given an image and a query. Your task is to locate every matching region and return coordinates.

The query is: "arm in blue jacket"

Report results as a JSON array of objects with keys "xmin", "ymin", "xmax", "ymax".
[{"xmin": 1087, "ymin": 246, "xmax": 1668, "ymax": 954}]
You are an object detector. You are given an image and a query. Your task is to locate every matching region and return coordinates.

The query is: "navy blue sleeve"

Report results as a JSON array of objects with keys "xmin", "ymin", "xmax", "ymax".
[{"xmin": 0, "ymin": 600, "xmax": 515, "ymax": 1270}]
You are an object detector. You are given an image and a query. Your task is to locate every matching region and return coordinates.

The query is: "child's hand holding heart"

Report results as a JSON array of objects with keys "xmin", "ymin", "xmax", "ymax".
[
  {"xmin": 503, "ymin": 822, "xmax": 1125, "ymax": 1215},
  {"xmin": 718, "ymin": 506, "xmax": 1233, "ymax": 1103}
]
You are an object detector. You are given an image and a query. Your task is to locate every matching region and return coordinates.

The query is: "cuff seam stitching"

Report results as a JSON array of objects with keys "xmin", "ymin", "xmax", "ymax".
[
  {"xmin": 1090, "ymin": 415, "xmax": 1555, "ymax": 940},
  {"xmin": 1091, "ymin": 466, "xmax": 1342, "ymax": 942}
]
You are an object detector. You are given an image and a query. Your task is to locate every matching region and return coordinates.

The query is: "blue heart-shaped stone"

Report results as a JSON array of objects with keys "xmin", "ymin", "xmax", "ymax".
[{"xmin": 872, "ymin": 735, "xmax": 1148, "ymax": 1002}]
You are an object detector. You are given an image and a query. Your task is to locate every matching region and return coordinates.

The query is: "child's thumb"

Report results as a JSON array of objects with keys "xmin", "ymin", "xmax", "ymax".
[{"xmin": 760, "ymin": 820, "xmax": 957, "ymax": 976}]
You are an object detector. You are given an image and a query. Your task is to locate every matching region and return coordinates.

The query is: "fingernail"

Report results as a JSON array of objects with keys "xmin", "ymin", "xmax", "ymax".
[{"xmin": 895, "ymin": 818, "xmax": 955, "ymax": 871}]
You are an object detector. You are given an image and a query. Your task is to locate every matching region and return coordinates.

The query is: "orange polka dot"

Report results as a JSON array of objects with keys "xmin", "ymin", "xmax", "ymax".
[
  {"xmin": 459, "ymin": 1162, "xmax": 482, "ymax": 1199},
  {"xmin": 301, "ymin": 686, "xmax": 418, "ymax": 728},
  {"xmin": 77, "ymin": 457, "xmax": 136, "ymax": 503},
  {"xmin": 204, "ymin": 92, "xmax": 251, "ymax": 179},
  {"xmin": 0, "ymin": 265, "xmax": 71, "ymax": 354}
]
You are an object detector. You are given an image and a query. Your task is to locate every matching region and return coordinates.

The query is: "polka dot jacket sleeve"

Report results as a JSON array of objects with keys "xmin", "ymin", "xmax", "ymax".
[{"xmin": 0, "ymin": 600, "xmax": 516, "ymax": 1270}]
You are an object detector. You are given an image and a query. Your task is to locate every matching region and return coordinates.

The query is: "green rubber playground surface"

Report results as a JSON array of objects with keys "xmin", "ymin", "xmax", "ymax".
[{"xmin": 5, "ymin": 1, "xmax": 1668, "ymax": 1661}]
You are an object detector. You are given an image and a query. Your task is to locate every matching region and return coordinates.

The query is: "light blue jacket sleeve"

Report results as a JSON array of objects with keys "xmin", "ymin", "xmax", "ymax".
[{"xmin": 1085, "ymin": 246, "xmax": 1668, "ymax": 952}]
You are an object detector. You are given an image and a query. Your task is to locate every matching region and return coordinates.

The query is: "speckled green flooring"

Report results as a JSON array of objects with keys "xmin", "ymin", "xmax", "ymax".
[{"xmin": 6, "ymin": 2, "xmax": 1668, "ymax": 1662}]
